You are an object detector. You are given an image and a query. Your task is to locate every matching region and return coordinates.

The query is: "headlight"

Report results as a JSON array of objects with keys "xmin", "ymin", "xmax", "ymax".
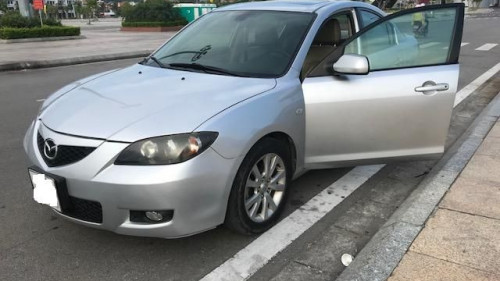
[{"xmin": 114, "ymin": 132, "xmax": 218, "ymax": 165}]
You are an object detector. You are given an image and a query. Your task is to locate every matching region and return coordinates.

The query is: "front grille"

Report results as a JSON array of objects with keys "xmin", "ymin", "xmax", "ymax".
[
  {"xmin": 64, "ymin": 196, "xmax": 103, "ymax": 223},
  {"xmin": 37, "ymin": 133, "xmax": 96, "ymax": 167}
]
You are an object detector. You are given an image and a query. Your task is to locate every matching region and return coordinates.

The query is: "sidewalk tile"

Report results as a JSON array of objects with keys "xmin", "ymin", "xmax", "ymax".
[
  {"xmin": 0, "ymin": 29, "xmax": 171, "ymax": 64},
  {"xmin": 389, "ymin": 251, "xmax": 499, "ymax": 281},
  {"xmin": 487, "ymin": 122, "xmax": 500, "ymax": 138},
  {"xmin": 441, "ymin": 177, "xmax": 500, "ymax": 220},
  {"xmin": 460, "ymin": 154, "xmax": 500, "ymax": 183},
  {"xmin": 476, "ymin": 136, "xmax": 500, "ymax": 156},
  {"xmin": 410, "ymin": 209, "xmax": 500, "ymax": 274}
]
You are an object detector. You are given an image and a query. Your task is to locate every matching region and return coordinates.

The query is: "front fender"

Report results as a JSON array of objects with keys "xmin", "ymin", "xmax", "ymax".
[{"xmin": 195, "ymin": 78, "xmax": 306, "ymax": 174}]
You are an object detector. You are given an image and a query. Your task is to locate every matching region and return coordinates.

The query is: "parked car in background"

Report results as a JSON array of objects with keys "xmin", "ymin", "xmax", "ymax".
[{"xmin": 103, "ymin": 10, "xmax": 116, "ymax": 17}]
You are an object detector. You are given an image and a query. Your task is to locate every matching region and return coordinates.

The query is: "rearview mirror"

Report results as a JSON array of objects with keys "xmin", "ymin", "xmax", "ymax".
[{"xmin": 333, "ymin": 54, "xmax": 369, "ymax": 75}]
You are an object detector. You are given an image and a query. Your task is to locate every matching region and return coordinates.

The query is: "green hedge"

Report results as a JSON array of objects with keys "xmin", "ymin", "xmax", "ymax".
[
  {"xmin": 0, "ymin": 12, "xmax": 62, "ymax": 28},
  {"xmin": 121, "ymin": 0, "xmax": 184, "ymax": 23},
  {"xmin": 122, "ymin": 20, "xmax": 187, "ymax": 28},
  {"xmin": 0, "ymin": 26, "xmax": 80, "ymax": 39}
]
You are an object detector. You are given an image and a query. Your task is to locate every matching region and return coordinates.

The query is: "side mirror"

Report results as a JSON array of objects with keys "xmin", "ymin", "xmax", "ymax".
[{"xmin": 333, "ymin": 54, "xmax": 369, "ymax": 75}]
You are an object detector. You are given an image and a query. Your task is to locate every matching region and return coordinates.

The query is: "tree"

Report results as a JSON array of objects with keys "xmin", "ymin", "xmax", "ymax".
[
  {"xmin": 46, "ymin": 4, "xmax": 58, "ymax": 19},
  {"xmin": 98, "ymin": 1, "xmax": 105, "ymax": 14},
  {"xmin": 74, "ymin": 0, "xmax": 83, "ymax": 18},
  {"xmin": 112, "ymin": 2, "xmax": 118, "ymax": 15},
  {"xmin": 119, "ymin": 2, "xmax": 133, "ymax": 19},
  {"xmin": 0, "ymin": 0, "xmax": 8, "ymax": 13},
  {"xmin": 86, "ymin": 0, "xmax": 97, "ymax": 24},
  {"xmin": 66, "ymin": 3, "xmax": 73, "ymax": 18},
  {"xmin": 123, "ymin": 0, "xmax": 184, "ymax": 22},
  {"xmin": 87, "ymin": 0, "xmax": 98, "ymax": 13},
  {"xmin": 57, "ymin": 0, "xmax": 64, "ymax": 19}
]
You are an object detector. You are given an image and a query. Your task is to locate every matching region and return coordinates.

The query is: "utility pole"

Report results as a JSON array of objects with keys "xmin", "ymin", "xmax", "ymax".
[{"xmin": 17, "ymin": 0, "xmax": 33, "ymax": 17}]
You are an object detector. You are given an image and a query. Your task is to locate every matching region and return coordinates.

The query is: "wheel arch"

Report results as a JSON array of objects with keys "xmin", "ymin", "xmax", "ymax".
[
  {"xmin": 223, "ymin": 132, "xmax": 296, "ymax": 234},
  {"xmin": 259, "ymin": 131, "xmax": 297, "ymax": 175}
]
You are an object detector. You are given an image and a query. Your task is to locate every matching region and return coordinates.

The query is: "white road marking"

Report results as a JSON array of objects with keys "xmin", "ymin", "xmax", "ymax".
[
  {"xmin": 420, "ymin": 42, "xmax": 440, "ymax": 49},
  {"xmin": 475, "ymin": 43, "xmax": 498, "ymax": 51},
  {"xmin": 200, "ymin": 165, "xmax": 384, "ymax": 281},
  {"xmin": 446, "ymin": 42, "xmax": 469, "ymax": 49},
  {"xmin": 202, "ymin": 62, "xmax": 500, "ymax": 281},
  {"xmin": 455, "ymin": 62, "xmax": 500, "ymax": 107},
  {"xmin": 36, "ymin": 99, "xmax": 46, "ymax": 102}
]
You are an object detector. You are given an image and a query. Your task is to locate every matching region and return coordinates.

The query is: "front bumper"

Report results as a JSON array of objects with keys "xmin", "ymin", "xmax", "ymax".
[{"xmin": 24, "ymin": 120, "xmax": 241, "ymax": 238}]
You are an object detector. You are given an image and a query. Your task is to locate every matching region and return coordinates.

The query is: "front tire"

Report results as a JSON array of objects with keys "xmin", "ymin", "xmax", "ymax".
[{"xmin": 225, "ymin": 138, "xmax": 292, "ymax": 235}]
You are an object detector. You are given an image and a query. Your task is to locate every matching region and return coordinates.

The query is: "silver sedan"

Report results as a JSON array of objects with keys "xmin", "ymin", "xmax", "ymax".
[{"xmin": 24, "ymin": 1, "xmax": 465, "ymax": 238}]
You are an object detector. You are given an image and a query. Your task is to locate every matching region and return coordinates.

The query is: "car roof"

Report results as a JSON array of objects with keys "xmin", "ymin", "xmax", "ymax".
[{"xmin": 216, "ymin": 0, "xmax": 374, "ymax": 13}]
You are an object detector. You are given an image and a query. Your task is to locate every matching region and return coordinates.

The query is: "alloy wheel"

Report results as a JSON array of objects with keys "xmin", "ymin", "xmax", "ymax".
[{"xmin": 243, "ymin": 153, "xmax": 287, "ymax": 222}]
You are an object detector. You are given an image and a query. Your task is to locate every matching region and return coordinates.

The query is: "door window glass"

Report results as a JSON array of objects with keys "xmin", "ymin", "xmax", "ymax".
[
  {"xmin": 302, "ymin": 13, "xmax": 354, "ymax": 76},
  {"xmin": 336, "ymin": 14, "xmax": 353, "ymax": 41},
  {"xmin": 344, "ymin": 8, "xmax": 458, "ymax": 71},
  {"xmin": 359, "ymin": 10, "xmax": 381, "ymax": 28}
]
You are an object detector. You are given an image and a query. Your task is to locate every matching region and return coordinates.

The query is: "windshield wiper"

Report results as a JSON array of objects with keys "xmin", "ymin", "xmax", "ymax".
[
  {"xmin": 167, "ymin": 63, "xmax": 245, "ymax": 77},
  {"xmin": 147, "ymin": 56, "xmax": 168, "ymax": 68},
  {"xmin": 158, "ymin": 45, "xmax": 212, "ymax": 61}
]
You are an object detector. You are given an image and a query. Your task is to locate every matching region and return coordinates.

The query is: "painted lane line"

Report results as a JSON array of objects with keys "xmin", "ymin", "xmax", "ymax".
[
  {"xmin": 420, "ymin": 42, "xmax": 440, "ymax": 49},
  {"xmin": 36, "ymin": 99, "xmax": 46, "ymax": 102},
  {"xmin": 443, "ymin": 42, "xmax": 468, "ymax": 50},
  {"xmin": 455, "ymin": 62, "xmax": 500, "ymax": 107},
  {"xmin": 475, "ymin": 43, "xmax": 498, "ymax": 51},
  {"xmin": 200, "ymin": 165, "xmax": 384, "ymax": 281},
  {"xmin": 202, "ymin": 62, "xmax": 500, "ymax": 281}
]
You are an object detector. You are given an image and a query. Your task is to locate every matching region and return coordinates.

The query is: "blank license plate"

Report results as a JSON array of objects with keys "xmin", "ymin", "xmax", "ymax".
[{"xmin": 29, "ymin": 169, "xmax": 60, "ymax": 211}]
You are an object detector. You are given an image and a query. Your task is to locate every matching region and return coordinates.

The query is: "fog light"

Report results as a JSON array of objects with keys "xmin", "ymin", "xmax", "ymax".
[
  {"xmin": 145, "ymin": 211, "xmax": 163, "ymax": 222},
  {"xmin": 130, "ymin": 210, "xmax": 174, "ymax": 224}
]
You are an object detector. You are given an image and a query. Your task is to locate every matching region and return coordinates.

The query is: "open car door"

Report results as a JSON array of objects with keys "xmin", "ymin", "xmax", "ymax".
[{"xmin": 302, "ymin": 4, "xmax": 465, "ymax": 169}]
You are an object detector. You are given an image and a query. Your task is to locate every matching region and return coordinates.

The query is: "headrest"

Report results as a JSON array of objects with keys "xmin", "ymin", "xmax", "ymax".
[{"xmin": 314, "ymin": 19, "xmax": 341, "ymax": 46}]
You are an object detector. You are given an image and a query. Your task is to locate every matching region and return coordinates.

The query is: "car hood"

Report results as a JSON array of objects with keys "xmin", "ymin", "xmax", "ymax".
[{"xmin": 40, "ymin": 64, "xmax": 276, "ymax": 142}]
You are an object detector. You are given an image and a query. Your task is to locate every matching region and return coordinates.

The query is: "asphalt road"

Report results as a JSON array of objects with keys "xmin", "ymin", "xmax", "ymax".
[{"xmin": 0, "ymin": 15, "xmax": 499, "ymax": 281}]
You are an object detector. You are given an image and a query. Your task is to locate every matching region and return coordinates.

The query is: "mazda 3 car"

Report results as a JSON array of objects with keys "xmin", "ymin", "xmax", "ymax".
[{"xmin": 24, "ymin": 1, "xmax": 465, "ymax": 238}]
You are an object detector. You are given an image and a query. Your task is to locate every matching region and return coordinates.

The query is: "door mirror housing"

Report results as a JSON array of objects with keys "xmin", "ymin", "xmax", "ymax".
[{"xmin": 333, "ymin": 54, "xmax": 369, "ymax": 75}]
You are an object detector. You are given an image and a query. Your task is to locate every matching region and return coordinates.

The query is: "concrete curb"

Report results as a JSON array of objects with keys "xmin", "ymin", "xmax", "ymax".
[
  {"xmin": 336, "ymin": 90, "xmax": 500, "ymax": 281},
  {"xmin": 0, "ymin": 35, "xmax": 86, "ymax": 44},
  {"xmin": 0, "ymin": 50, "xmax": 152, "ymax": 72}
]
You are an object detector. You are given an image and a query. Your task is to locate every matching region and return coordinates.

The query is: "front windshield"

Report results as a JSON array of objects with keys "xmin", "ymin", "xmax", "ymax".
[{"xmin": 149, "ymin": 10, "xmax": 314, "ymax": 78}]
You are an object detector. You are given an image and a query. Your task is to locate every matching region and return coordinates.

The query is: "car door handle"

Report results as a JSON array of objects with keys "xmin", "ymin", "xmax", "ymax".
[{"xmin": 414, "ymin": 82, "xmax": 449, "ymax": 93}]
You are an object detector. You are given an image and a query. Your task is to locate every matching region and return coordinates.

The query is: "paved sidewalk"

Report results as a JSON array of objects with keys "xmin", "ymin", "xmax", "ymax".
[
  {"xmin": 389, "ymin": 122, "xmax": 500, "ymax": 280},
  {"xmin": 0, "ymin": 26, "xmax": 174, "ymax": 71},
  {"xmin": 61, "ymin": 18, "xmax": 123, "ymax": 30}
]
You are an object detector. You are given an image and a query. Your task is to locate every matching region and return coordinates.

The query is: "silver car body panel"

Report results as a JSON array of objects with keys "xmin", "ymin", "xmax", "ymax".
[
  {"xmin": 215, "ymin": 0, "xmax": 331, "ymax": 12},
  {"xmin": 25, "ymin": 120, "xmax": 244, "ymax": 238},
  {"xmin": 302, "ymin": 64, "xmax": 458, "ymax": 169},
  {"xmin": 24, "ymin": 1, "xmax": 460, "ymax": 238},
  {"xmin": 196, "ymin": 75, "xmax": 306, "ymax": 172},
  {"xmin": 40, "ymin": 64, "xmax": 276, "ymax": 142}
]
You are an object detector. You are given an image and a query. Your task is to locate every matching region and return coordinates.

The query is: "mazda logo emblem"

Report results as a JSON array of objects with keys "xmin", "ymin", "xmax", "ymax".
[{"xmin": 43, "ymin": 139, "xmax": 58, "ymax": 160}]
